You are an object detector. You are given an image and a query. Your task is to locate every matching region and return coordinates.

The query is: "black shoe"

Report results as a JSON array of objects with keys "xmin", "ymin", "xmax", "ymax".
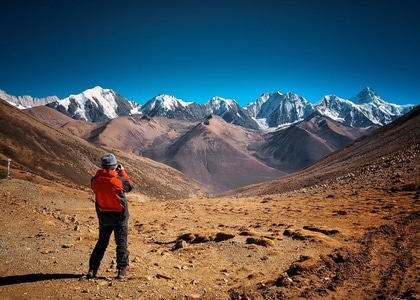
[{"xmin": 86, "ymin": 268, "xmax": 97, "ymax": 279}]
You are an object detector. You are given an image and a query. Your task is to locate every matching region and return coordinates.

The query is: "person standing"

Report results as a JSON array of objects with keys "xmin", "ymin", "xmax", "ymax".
[{"xmin": 87, "ymin": 153, "xmax": 133, "ymax": 279}]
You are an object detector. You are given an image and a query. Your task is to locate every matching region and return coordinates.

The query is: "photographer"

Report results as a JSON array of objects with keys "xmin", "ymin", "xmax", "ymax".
[{"xmin": 87, "ymin": 153, "xmax": 133, "ymax": 279}]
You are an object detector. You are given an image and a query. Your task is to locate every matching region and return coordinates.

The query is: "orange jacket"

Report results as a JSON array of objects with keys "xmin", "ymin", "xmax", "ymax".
[{"xmin": 91, "ymin": 169, "xmax": 133, "ymax": 220}]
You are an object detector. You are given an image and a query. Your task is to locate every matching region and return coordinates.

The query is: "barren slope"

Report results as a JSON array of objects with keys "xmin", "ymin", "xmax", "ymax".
[
  {"xmin": 24, "ymin": 105, "xmax": 100, "ymax": 140},
  {"xmin": 0, "ymin": 99, "xmax": 203, "ymax": 199},
  {"xmin": 252, "ymin": 113, "xmax": 373, "ymax": 173},
  {"xmin": 149, "ymin": 116, "xmax": 285, "ymax": 194},
  {"xmin": 235, "ymin": 105, "xmax": 420, "ymax": 197}
]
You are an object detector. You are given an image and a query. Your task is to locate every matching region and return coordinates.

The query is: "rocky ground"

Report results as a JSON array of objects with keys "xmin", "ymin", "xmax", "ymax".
[{"xmin": 1, "ymin": 175, "xmax": 419, "ymax": 299}]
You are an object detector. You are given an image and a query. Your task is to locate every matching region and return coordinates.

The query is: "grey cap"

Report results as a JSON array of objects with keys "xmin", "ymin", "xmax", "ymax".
[{"xmin": 101, "ymin": 153, "xmax": 118, "ymax": 169}]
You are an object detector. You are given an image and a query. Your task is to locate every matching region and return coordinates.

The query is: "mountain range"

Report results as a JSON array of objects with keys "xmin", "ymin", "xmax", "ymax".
[
  {"xmin": 1, "ymin": 86, "xmax": 417, "ymax": 193},
  {"xmin": 1, "ymin": 86, "xmax": 415, "ymax": 129}
]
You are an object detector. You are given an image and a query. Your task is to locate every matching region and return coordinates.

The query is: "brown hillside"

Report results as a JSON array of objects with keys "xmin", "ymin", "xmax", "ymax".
[
  {"xmin": 252, "ymin": 114, "xmax": 373, "ymax": 173},
  {"xmin": 158, "ymin": 117, "xmax": 285, "ymax": 194},
  {"xmin": 53, "ymin": 113, "xmax": 285, "ymax": 194},
  {"xmin": 234, "ymin": 105, "xmax": 420, "ymax": 197},
  {"xmin": 0, "ymin": 99, "xmax": 203, "ymax": 200},
  {"xmin": 86, "ymin": 115, "xmax": 196, "ymax": 156},
  {"xmin": 24, "ymin": 105, "xmax": 99, "ymax": 139}
]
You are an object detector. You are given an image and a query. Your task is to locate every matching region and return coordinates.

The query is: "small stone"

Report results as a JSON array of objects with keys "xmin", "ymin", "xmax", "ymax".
[
  {"xmin": 40, "ymin": 248, "xmax": 54, "ymax": 254},
  {"xmin": 171, "ymin": 239, "xmax": 188, "ymax": 251}
]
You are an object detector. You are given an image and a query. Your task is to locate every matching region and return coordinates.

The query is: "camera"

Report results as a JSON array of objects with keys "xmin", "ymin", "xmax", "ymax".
[{"xmin": 115, "ymin": 164, "xmax": 122, "ymax": 171}]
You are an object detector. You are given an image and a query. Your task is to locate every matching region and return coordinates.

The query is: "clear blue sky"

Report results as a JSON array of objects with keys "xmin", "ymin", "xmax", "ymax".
[{"xmin": 1, "ymin": 0, "xmax": 419, "ymax": 106}]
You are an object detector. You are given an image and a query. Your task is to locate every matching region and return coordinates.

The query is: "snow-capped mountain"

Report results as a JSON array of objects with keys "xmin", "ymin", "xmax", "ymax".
[
  {"xmin": 139, "ymin": 94, "xmax": 196, "ymax": 119},
  {"xmin": 205, "ymin": 97, "xmax": 260, "ymax": 129},
  {"xmin": 45, "ymin": 86, "xmax": 141, "ymax": 122},
  {"xmin": 1, "ymin": 86, "xmax": 415, "ymax": 129},
  {"xmin": 244, "ymin": 92, "xmax": 315, "ymax": 128},
  {"xmin": 0, "ymin": 89, "xmax": 59, "ymax": 109},
  {"xmin": 243, "ymin": 87, "xmax": 415, "ymax": 129},
  {"xmin": 140, "ymin": 95, "xmax": 260, "ymax": 129},
  {"xmin": 315, "ymin": 87, "xmax": 415, "ymax": 127},
  {"xmin": 314, "ymin": 95, "xmax": 372, "ymax": 127}
]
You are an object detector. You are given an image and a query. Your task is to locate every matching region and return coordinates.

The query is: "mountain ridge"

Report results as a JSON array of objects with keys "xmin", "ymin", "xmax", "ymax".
[
  {"xmin": 2, "ymin": 86, "xmax": 415, "ymax": 129},
  {"xmin": 3, "ymin": 86, "xmax": 417, "ymax": 193}
]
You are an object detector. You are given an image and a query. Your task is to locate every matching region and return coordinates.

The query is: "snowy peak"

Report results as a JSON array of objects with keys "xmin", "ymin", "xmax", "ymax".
[
  {"xmin": 315, "ymin": 95, "xmax": 371, "ymax": 127},
  {"xmin": 208, "ymin": 96, "xmax": 236, "ymax": 105},
  {"xmin": 204, "ymin": 96, "xmax": 259, "ymax": 128},
  {"xmin": 46, "ymin": 86, "xmax": 140, "ymax": 122},
  {"xmin": 244, "ymin": 92, "xmax": 276, "ymax": 118},
  {"xmin": 207, "ymin": 96, "xmax": 240, "ymax": 115},
  {"xmin": 140, "ymin": 94, "xmax": 194, "ymax": 119},
  {"xmin": 0, "ymin": 89, "xmax": 59, "ymax": 109},
  {"xmin": 245, "ymin": 87, "xmax": 415, "ymax": 128},
  {"xmin": 140, "ymin": 95, "xmax": 260, "ymax": 129},
  {"xmin": 153, "ymin": 94, "xmax": 192, "ymax": 109},
  {"xmin": 350, "ymin": 86, "xmax": 385, "ymax": 105},
  {"xmin": 314, "ymin": 87, "xmax": 415, "ymax": 127},
  {"xmin": 61, "ymin": 86, "xmax": 118, "ymax": 119},
  {"xmin": 248, "ymin": 91, "xmax": 314, "ymax": 128},
  {"xmin": 280, "ymin": 92, "xmax": 312, "ymax": 111},
  {"xmin": 1, "ymin": 86, "xmax": 415, "ymax": 129}
]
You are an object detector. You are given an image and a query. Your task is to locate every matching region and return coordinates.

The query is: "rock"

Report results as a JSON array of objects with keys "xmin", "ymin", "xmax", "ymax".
[
  {"xmin": 214, "ymin": 232, "xmax": 235, "ymax": 242},
  {"xmin": 171, "ymin": 239, "xmax": 188, "ymax": 250},
  {"xmin": 246, "ymin": 237, "xmax": 275, "ymax": 247}
]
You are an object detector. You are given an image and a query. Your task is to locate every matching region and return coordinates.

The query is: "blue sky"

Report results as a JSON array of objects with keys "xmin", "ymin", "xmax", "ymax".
[{"xmin": 1, "ymin": 0, "xmax": 419, "ymax": 107}]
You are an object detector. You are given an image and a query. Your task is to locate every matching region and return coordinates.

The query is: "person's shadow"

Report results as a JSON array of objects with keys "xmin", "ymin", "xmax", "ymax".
[{"xmin": 0, "ymin": 273, "xmax": 82, "ymax": 285}]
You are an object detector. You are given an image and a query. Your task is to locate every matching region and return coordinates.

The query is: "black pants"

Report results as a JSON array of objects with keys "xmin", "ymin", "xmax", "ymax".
[{"xmin": 89, "ymin": 221, "xmax": 129, "ymax": 271}]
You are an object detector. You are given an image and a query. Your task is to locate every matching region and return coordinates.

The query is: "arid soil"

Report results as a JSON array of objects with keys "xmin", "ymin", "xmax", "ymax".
[{"xmin": 1, "ymin": 175, "xmax": 418, "ymax": 299}]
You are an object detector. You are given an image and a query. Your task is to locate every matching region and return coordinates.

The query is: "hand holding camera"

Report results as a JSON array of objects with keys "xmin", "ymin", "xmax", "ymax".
[{"xmin": 115, "ymin": 164, "xmax": 123, "ymax": 172}]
